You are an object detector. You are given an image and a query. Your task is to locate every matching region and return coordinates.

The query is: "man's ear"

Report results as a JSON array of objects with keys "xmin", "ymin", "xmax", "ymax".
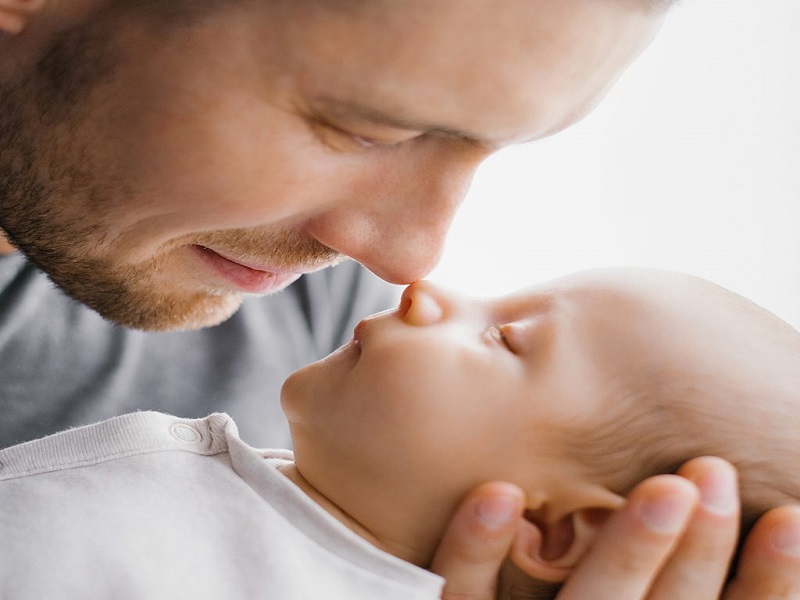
[
  {"xmin": 508, "ymin": 488, "xmax": 624, "ymax": 583},
  {"xmin": 0, "ymin": 0, "xmax": 45, "ymax": 35}
]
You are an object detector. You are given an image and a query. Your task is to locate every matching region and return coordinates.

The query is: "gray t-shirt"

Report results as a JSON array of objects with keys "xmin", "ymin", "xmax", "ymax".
[{"xmin": 0, "ymin": 254, "xmax": 398, "ymax": 449}]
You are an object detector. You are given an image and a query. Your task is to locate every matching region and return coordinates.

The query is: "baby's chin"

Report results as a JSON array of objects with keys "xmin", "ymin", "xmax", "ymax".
[
  {"xmin": 278, "ymin": 371, "xmax": 305, "ymax": 421},
  {"xmin": 279, "ymin": 362, "xmax": 334, "ymax": 427}
]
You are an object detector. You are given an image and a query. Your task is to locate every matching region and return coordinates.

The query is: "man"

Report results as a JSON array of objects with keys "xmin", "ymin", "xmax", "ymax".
[{"xmin": 1, "ymin": 0, "xmax": 798, "ymax": 598}]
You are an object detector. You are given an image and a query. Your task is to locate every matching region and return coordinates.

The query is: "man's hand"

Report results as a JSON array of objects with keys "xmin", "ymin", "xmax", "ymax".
[
  {"xmin": 559, "ymin": 457, "xmax": 800, "ymax": 599},
  {"xmin": 724, "ymin": 504, "xmax": 800, "ymax": 599},
  {"xmin": 430, "ymin": 481, "xmax": 525, "ymax": 600},
  {"xmin": 431, "ymin": 458, "xmax": 800, "ymax": 600}
]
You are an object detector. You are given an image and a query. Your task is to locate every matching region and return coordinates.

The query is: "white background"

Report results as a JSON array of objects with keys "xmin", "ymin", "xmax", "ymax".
[{"xmin": 430, "ymin": 0, "xmax": 800, "ymax": 329}]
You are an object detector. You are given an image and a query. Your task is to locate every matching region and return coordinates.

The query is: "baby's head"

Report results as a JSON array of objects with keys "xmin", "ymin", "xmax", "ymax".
[
  {"xmin": 555, "ymin": 271, "xmax": 800, "ymax": 534},
  {"xmin": 281, "ymin": 267, "xmax": 800, "ymax": 590}
]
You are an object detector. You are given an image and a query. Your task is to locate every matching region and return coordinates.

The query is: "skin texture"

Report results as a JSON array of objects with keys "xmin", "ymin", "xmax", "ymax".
[
  {"xmin": 3, "ymin": 2, "xmax": 800, "ymax": 599},
  {"xmin": 282, "ymin": 269, "xmax": 800, "ymax": 594},
  {"xmin": 0, "ymin": 0, "xmax": 663, "ymax": 330}
]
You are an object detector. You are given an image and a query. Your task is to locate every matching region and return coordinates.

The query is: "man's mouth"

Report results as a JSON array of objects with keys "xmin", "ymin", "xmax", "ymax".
[{"xmin": 191, "ymin": 245, "xmax": 305, "ymax": 294}]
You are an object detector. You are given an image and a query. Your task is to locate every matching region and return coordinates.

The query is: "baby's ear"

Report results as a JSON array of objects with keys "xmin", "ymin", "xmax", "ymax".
[
  {"xmin": 0, "ymin": 0, "xmax": 45, "ymax": 35},
  {"xmin": 508, "ymin": 489, "xmax": 624, "ymax": 583}
]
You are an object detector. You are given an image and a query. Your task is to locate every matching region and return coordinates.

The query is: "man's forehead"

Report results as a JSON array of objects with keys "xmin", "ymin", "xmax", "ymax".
[
  {"xmin": 293, "ymin": 51, "xmax": 604, "ymax": 148},
  {"xmin": 279, "ymin": 0, "xmax": 664, "ymax": 147}
]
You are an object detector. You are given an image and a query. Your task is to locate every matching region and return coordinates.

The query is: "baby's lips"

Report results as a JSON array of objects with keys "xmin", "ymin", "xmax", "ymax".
[{"xmin": 353, "ymin": 319, "xmax": 367, "ymax": 346}]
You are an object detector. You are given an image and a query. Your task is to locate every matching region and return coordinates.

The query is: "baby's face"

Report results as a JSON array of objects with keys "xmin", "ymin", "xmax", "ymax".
[
  {"xmin": 284, "ymin": 267, "xmax": 791, "ymax": 564},
  {"xmin": 281, "ymin": 270, "xmax": 697, "ymax": 540}
]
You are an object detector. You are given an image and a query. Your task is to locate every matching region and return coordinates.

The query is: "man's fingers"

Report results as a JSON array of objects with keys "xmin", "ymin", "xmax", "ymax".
[
  {"xmin": 647, "ymin": 457, "xmax": 740, "ymax": 600},
  {"xmin": 556, "ymin": 475, "xmax": 698, "ymax": 600},
  {"xmin": 724, "ymin": 505, "xmax": 800, "ymax": 600},
  {"xmin": 430, "ymin": 481, "xmax": 525, "ymax": 600}
]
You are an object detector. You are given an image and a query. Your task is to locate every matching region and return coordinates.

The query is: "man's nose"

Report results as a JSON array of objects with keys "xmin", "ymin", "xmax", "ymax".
[{"xmin": 306, "ymin": 147, "xmax": 485, "ymax": 284}]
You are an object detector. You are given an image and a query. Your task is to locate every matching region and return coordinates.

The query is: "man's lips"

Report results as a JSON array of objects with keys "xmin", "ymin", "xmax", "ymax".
[
  {"xmin": 191, "ymin": 245, "xmax": 303, "ymax": 294},
  {"xmin": 202, "ymin": 247, "xmax": 303, "ymax": 274}
]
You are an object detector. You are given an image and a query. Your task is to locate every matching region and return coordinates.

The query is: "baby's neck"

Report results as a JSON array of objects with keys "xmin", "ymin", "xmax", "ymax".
[{"xmin": 278, "ymin": 463, "xmax": 439, "ymax": 568}]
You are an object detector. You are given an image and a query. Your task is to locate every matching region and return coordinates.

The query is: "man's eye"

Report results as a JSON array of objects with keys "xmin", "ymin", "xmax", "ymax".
[
  {"xmin": 330, "ymin": 126, "xmax": 395, "ymax": 150},
  {"xmin": 349, "ymin": 133, "xmax": 380, "ymax": 148},
  {"xmin": 313, "ymin": 117, "xmax": 422, "ymax": 151},
  {"xmin": 319, "ymin": 123, "xmax": 391, "ymax": 151}
]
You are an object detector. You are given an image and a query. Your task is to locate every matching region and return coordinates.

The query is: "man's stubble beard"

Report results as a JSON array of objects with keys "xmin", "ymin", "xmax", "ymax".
[{"xmin": 0, "ymin": 18, "xmax": 343, "ymax": 332}]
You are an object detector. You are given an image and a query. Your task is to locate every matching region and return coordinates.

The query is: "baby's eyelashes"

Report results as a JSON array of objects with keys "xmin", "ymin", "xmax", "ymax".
[
  {"xmin": 486, "ymin": 323, "xmax": 517, "ymax": 353},
  {"xmin": 496, "ymin": 315, "xmax": 554, "ymax": 357},
  {"xmin": 497, "ymin": 324, "xmax": 517, "ymax": 353}
]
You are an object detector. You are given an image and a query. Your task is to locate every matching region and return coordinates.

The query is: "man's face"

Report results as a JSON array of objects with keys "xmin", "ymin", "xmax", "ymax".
[{"xmin": 0, "ymin": 0, "xmax": 665, "ymax": 330}]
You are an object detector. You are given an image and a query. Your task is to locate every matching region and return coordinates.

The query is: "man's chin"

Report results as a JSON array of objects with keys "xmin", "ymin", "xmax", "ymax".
[
  {"xmin": 148, "ymin": 293, "xmax": 246, "ymax": 332},
  {"xmin": 69, "ymin": 284, "xmax": 246, "ymax": 332}
]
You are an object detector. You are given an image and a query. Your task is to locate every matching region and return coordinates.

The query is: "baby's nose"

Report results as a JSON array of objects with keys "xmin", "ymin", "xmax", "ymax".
[{"xmin": 399, "ymin": 281, "xmax": 444, "ymax": 326}]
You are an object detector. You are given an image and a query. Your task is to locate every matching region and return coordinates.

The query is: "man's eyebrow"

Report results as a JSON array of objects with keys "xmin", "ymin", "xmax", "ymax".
[{"xmin": 310, "ymin": 95, "xmax": 493, "ymax": 146}]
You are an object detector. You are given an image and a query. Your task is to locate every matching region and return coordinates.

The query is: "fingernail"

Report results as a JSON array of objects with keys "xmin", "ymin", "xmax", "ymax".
[
  {"xmin": 770, "ymin": 520, "xmax": 800, "ymax": 557},
  {"xmin": 698, "ymin": 466, "xmax": 737, "ymax": 514},
  {"xmin": 640, "ymin": 494, "xmax": 693, "ymax": 534},
  {"xmin": 476, "ymin": 496, "xmax": 518, "ymax": 530}
]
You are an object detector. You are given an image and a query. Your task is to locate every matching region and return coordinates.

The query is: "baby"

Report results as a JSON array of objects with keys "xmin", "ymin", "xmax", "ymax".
[{"xmin": 1, "ymin": 267, "xmax": 797, "ymax": 599}]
